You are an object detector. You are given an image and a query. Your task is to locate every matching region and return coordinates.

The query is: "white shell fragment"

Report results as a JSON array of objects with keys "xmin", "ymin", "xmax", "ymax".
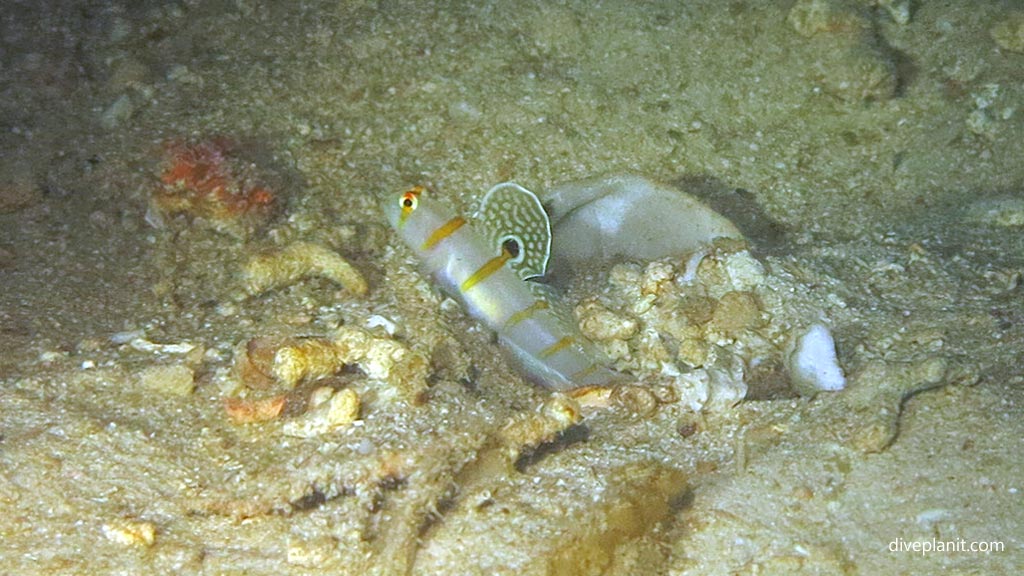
[
  {"xmin": 788, "ymin": 323, "xmax": 846, "ymax": 394},
  {"xmin": 542, "ymin": 174, "xmax": 743, "ymax": 279},
  {"xmin": 364, "ymin": 314, "xmax": 398, "ymax": 336},
  {"xmin": 128, "ymin": 337, "xmax": 196, "ymax": 355}
]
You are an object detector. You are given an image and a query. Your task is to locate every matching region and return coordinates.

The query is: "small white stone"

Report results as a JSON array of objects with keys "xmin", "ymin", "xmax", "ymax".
[
  {"xmin": 102, "ymin": 519, "xmax": 156, "ymax": 547},
  {"xmin": 100, "ymin": 94, "xmax": 134, "ymax": 130},
  {"xmin": 129, "ymin": 337, "xmax": 195, "ymax": 355},
  {"xmin": 674, "ymin": 369, "xmax": 711, "ymax": 412},
  {"xmin": 915, "ymin": 508, "xmax": 951, "ymax": 527},
  {"xmin": 110, "ymin": 329, "xmax": 146, "ymax": 344},
  {"xmin": 38, "ymin": 350, "xmax": 66, "ymax": 363},
  {"xmin": 364, "ymin": 314, "xmax": 397, "ymax": 336},
  {"xmin": 788, "ymin": 323, "xmax": 846, "ymax": 393}
]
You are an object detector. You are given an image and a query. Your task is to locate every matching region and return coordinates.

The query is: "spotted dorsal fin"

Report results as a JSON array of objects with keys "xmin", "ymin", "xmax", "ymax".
[{"xmin": 475, "ymin": 182, "xmax": 552, "ymax": 280}]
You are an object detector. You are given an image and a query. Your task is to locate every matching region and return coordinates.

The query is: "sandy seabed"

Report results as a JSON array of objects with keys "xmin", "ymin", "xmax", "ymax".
[{"xmin": 1, "ymin": 1, "xmax": 1021, "ymax": 574}]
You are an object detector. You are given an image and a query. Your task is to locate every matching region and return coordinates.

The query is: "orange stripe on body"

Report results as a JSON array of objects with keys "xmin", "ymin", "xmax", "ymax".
[
  {"xmin": 420, "ymin": 216, "xmax": 466, "ymax": 251},
  {"xmin": 538, "ymin": 336, "xmax": 575, "ymax": 359},
  {"xmin": 503, "ymin": 300, "xmax": 549, "ymax": 329},
  {"xmin": 570, "ymin": 363, "xmax": 601, "ymax": 383}
]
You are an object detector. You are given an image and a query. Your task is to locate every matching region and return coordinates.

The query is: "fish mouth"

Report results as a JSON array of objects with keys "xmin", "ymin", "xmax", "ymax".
[{"xmin": 379, "ymin": 191, "xmax": 402, "ymax": 229}]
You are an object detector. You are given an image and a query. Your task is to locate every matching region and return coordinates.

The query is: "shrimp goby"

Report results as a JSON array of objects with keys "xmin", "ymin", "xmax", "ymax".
[{"xmin": 383, "ymin": 183, "xmax": 622, "ymax": 390}]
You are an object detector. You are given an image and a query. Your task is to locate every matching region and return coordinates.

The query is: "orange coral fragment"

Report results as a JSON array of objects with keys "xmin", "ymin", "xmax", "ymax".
[
  {"xmin": 224, "ymin": 395, "xmax": 286, "ymax": 424},
  {"xmin": 152, "ymin": 137, "xmax": 277, "ymax": 234}
]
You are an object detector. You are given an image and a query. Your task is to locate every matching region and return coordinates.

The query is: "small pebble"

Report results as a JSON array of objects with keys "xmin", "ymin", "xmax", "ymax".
[
  {"xmin": 283, "ymin": 388, "xmax": 360, "ymax": 437},
  {"xmin": 0, "ymin": 166, "xmax": 42, "ymax": 214},
  {"xmin": 991, "ymin": 13, "xmax": 1024, "ymax": 52},
  {"xmin": 0, "ymin": 246, "xmax": 14, "ymax": 268},
  {"xmin": 965, "ymin": 197, "xmax": 1024, "ymax": 228},
  {"xmin": 224, "ymin": 395, "xmax": 286, "ymax": 424},
  {"xmin": 137, "ymin": 364, "xmax": 195, "ymax": 396},
  {"xmin": 100, "ymin": 94, "xmax": 134, "ymax": 130},
  {"xmin": 102, "ymin": 519, "xmax": 156, "ymax": 547}
]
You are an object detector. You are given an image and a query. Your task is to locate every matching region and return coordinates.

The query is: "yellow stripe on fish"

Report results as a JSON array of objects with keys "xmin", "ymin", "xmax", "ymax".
[
  {"xmin": 504, "ymin": 299, "xmax": 549, "ymax": 329},
  {"xmin": 382, "ymin": 183, "xmax": 623, "ymax": 390},
  {"xmin": 421, "ymin": 216, "xmax": 466, "ymax": 251},
  {"xmin": 460, "ymin": 246, "xmax": 513, "ymax": 292},
  {"xmin": 570, "ymin": 363, "xmax": 603, "ymax": 383},
  {"xmin": 538, "ymin": 336, "xmax": 575, "ymax": 359}
]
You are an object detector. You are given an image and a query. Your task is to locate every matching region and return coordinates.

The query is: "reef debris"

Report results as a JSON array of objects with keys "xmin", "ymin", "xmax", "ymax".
[
  {"xmin": 226, "ymin": 347, "xmax": 364, "ymax": 432},
  {"xmin": 495, "ymin": 393, "xmax": 583, "ymax": 461},
  {"xmin": 965, "ymin": 196, "xmax": 1024, "ymax": 228},
  {"xmin": 135, "ymin": 363, "xmax": 195, "ymax": 396},
  {"xmin": 149, "ymin": 137, "xmax": 278, "ymax": 236},
  {"xmin": 991, "ymin": 12, "xmax": 1024, "ymax": 52},
  {"xmin": 573, "ymin": 241, "xmax": 759, "ymax": 407},
  {"xmin": 572, "ymin": 236, "xmax": 856, "ymax": 410},
  {"xmin": 101, "ymin": 519, "xmax": 157, "ymax": 548},
  {"xmin": 785, "ymin": 0, "xmax": 901, "ymax": 102},
  {"xmin": 235, "ymin": 326, "xmax": 429, "ymax": 404},
  {"xmin": 282, "ymin": 387, "xmax": 361, "ymax": 437},
  {"xmin": 0, "ymin": 163, "xmax": 43, "ymax": 214},
  {"xmin": 243, "ymin": 241, "xmax": 369, "ymax": 297},
  {"xmin": 223, "ymin": 394, "xmax": 286, "ymax": 425}
]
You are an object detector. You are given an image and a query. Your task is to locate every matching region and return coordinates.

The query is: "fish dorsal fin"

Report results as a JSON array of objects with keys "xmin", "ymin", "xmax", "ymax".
[{"xmin": 475, "ymin": 182, "xmax": 552, "ymax": 280}]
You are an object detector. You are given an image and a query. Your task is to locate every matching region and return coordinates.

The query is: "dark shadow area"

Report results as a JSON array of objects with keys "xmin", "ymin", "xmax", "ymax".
[
  {"xmin": 672, "ymin": 174, "xmax": 789, "ymax": 256},
  {"xmin": 514, "ymin": 423, "xmax": 591, "ymax": 472}
]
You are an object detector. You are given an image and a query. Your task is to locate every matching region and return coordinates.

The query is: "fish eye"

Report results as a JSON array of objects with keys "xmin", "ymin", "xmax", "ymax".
[{"xmin": 400, "ymin": 188, "xmax": 421, "ymax": 212}]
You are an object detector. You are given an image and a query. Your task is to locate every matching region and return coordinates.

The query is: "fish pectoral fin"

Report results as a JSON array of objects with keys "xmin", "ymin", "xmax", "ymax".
[{"xmin": 526, "ymin": 281, "xmax": 573, "ymax": 327}]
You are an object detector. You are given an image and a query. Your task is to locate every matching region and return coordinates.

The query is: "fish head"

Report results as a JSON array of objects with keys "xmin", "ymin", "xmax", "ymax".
[
  {"xmin": 382, "ymin": 185, "xmax": 426, "ymax": 231},
  {"xmin": 382, "ymin": 185, "xmax": 461, "ymax": 252}
]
